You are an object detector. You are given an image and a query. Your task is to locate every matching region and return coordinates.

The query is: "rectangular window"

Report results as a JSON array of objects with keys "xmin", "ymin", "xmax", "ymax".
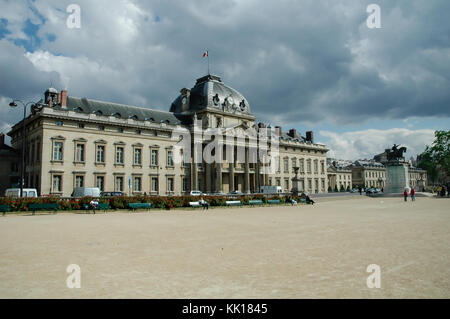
[
  {"xmin": 307, "ymin": 160, "xmax": 312, "ymax": 173},
  {"xmin": 115, "ymin": 176, "xmax": 124, "ymax": 192},
  {"xmin": 116, "ymin": 147, "xmax": 124, "ymax": 164},
  {"xmin": 167, "ymin": 150, "xmax": 174, "ymax": 167},
  {"xmin": 314, "ymin": 160, "xmax": 318, "ymax": 174},
  {"xmin": 75, "ymin": 175, "xmax": 84, "ymax": 188},
  {"xmin": 36, "ymin": 141, "xmax": 41, "ymax": 162},
  {"xmin": 96, "ymin": 145, "xmax": 105, "ymax": 163},
  {"xmin": 78, "ymin": 123, "xmax": 85, "ymax": 129},
  {"xmin": 321, "ymin": 161, "xmax": 324, "ymax": 174},
  {"xmin": 300, "ymin": 159, "xmax": 304, "ymax": 173},
  {"xmin": 52, "ymin": 175, "xmax": 62, "ymax": 192},
  {"xmin": 134, "ymin": 177, "xmax": 142, "ymax": 192},
  {"xmin": 308, "ymin": 179, "xmax": 312, "ymax": 190},
  {"xmin": 285, "ymin": 179, "xmax": 289, "ymax": 191},
  {"xmin": 276, "ymin": 179, "xmax": 281, "ymax": 186},
  {"xmin": 151, "ymin": 177, "xmax": 159, "ymax": 192},
  {"xmin": 134, "ymin": 148, "xmax": 142, "ymax": 165},
  {"xmin": 75, "ymin": 144, "xmax": 85, "ymax": 162},
  {"xmin": 167, "ymin": 177, "xmax": 174, "ymax": 192},
  {"xmin": 30, "ymin": 144, "xmax": 35, "ymax": 163},
  {"xmin": 182, "ymin": 177, "xmax": 189, "ymax": 192},
  {"xmin": 96, "ymin": 176, "xmax": 104, "ymax": 192},
  {"xmin": 315, "ymin": 179, "xmax": 319, "ymax": 191},
  {"xmin": 56, "ymin": 121, "xmax": 63, "ymax": 126},
  {"xmin": 151, "ymin": 149, "xmax": 158, "ymax": 166},
  {"xmin": 292, "ymin": 158, "xmax": 297, "ymax": 171},
  {"xmin": 284, "ymin": 158, "xmax": 289, "ymax": 173},
  {"xmin": 53, "ymin": 142, "xmax": 63, "ymax": 161},
  {"xmin": 99, "ymin": 126, "xmax": 105, "ymax": 131}
]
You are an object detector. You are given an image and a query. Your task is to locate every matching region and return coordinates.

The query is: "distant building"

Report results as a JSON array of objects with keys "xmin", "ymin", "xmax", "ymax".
[
  {"xmin": 350, "ymin": 160, "xmax": 386, "ymax": 189},
  {"xmin": 327, "ymin": 161, "xmax": 352, "ymax": 191},
  {"xmin": 0, "ymin": 133, "xmax": 20, "ymax": 195}
]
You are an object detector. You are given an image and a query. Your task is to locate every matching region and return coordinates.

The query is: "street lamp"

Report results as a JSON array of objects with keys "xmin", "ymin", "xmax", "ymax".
[{"xmin": 9, "ymin": 99, "xmax": 39, "ymax": 197}]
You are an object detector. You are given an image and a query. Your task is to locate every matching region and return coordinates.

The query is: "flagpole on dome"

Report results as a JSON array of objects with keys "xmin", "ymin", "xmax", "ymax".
[{"xmin": 203, "ymin": 49, "xmax": 210, "ymax": 75}]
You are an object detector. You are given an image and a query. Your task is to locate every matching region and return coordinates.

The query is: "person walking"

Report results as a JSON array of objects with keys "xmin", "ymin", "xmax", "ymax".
[
  {"xmin": 403, "ymin": 189, "xmax": 408, "ymax": 202},
  {"xmin": 410, "ymin": 188, "xmax": 415, "ymax": 201}
]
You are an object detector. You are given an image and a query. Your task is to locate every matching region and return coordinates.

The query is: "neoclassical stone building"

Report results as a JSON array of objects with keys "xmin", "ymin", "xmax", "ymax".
[{"xmin": 7, "ymin": 74, "xmax": 329, "ymax": 197}]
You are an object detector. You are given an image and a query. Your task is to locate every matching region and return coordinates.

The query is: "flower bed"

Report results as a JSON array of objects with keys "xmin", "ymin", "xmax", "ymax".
[{"xmin": 0, "ymin": 194, "xmax": 304, "ymax": 212}]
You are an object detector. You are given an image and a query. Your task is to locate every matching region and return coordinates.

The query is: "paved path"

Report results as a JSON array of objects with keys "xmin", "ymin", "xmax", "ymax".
[{"xmin": 0, "ymin": 197, "xmax": 449, "ymax": 298}]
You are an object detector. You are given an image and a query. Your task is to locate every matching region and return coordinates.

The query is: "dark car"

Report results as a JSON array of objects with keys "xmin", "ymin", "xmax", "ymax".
[
  {"xmin": 100, "ymin": 191, "xmax": 125, "ymax": 198},
  {"xmin": 365, "ymin": 188, "xmax": 378, "ymax": 195}
]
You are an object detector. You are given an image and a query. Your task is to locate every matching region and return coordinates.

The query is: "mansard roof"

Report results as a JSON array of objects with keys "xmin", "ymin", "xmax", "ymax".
[{"xmin": 60, "ymin": 96, "xmax": 186, "ymax": 125}]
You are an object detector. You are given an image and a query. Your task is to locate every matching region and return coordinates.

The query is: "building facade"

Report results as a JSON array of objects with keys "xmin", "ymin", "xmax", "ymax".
[
  {"xmin": 327, "ymin": 164, "xmax": 352, "ymax": 191},
  {"xmin": 0, "ymin": 133, "xmax": 21, "ymax": 195},
  {"xmin": 350, "ymin": 160, "xmax": 386, "ymax": 189},
  {"xmin": 7, "ymin": 75, "xmax": 329, "ymax": 197}
]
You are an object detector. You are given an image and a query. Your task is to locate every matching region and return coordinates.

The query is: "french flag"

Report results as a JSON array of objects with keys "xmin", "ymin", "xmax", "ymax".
[{"xmin": 202, "ymin": 50, "xmax": 208, "ymax": 58}]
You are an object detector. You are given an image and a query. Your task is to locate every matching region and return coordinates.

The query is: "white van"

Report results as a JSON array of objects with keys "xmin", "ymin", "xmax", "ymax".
[
  {"xmin": 260, "ymin": 186, "xmax": 283, "ymax": 195},
  {"xmin": 5, "ymin": 188, "xmax": 38, "ymax": 198},
  {"xmin": 72, "ymin": 187, "xmax": 101, "ymax": 198}
]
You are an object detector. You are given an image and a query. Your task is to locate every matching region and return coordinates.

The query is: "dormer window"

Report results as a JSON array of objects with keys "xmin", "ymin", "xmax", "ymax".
[
  {"xmin": 74, "ymin": 107, "xmax": 83, "ymax": 112},
  {"xmin": 94, "ymin": 110, "xmax": 103, "ymax": 116},
  {"xmin": 112, "ymin": 113, "xmax": 121, "ymax": 118},
  {"xmin": 130, "ymin": 115, "xmax": 138, "ymax": 120},
  {"xmin": 145, "ymin": 117, "xmax": 155, "ymax": 122}
]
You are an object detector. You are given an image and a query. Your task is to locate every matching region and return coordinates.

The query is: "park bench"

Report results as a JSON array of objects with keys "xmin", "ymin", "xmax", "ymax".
[
  {"xmin": 300, "ymin": 198, "xmax": 307, "ymax": 204},
  {"xmin": 225, "ymin": 200, "xmax": 242, "ymax": 206},
  {"xmin": 0, "ymin": 204, "xmax": 11, "ymax": 216},
  {"xmin": 248, "ymin": 200, "xmax": 264, "ymax": 206},
  {"xmin": 128, "ymin": 202, "xmax": 152, "ymax": 212},
  {"xmin": 82, "ymin": 203, "xmax": 110, "ymax": 213},
  {"xmin": 28, "ymin": 203, "xmax": 59, "ymax": 215},
  {"xmin": 267, "ymin": 199, "xmax": 281, "ymax": 205},
  {"xmin": 189, "ymin": 201, "xmax": 201, "ymax": 208}
]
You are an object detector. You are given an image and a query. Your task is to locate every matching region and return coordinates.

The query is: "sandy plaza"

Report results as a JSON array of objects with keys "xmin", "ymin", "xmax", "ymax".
[{"xmin": 0, "ymin": 196, "xmax": 448, "ymax": 299}]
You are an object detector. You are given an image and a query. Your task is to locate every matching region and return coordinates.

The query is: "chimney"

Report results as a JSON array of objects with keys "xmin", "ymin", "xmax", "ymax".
[
  {"xmin": 0, "ymin": 133, "xmax": 4, "ymax": 146},
  {"xmin": 288, "ymin": 128, "xmax": 297, "ymax": 138},
  {"xmin": 306, "ymin": 131, "xmax": 314, "ymax": 143},
  {"xmin": 275, "ymin": 126, "xmax": 282, "ymax": 137},
  {"xmin": 57, "ymin": 92, "xmax": 61, "ymax": 104},
  {"xmin": 61, "ymin": 90, "xmax": 67, "ymax": 108}
]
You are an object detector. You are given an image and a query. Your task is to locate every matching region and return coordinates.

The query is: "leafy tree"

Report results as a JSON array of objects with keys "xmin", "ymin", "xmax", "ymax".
[{"xmin": 418, "ymin": 130, "xmax": 450, "ymax": 183}]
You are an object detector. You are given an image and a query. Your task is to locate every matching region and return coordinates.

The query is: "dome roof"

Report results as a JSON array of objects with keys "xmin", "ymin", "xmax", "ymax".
[
  {"xmin": 45, "ymin": 86, "xmax": 58, "ymax": 94},
  {"xmin": 170, "ymin": 75, "xmax": 252, "ymax": 116}
]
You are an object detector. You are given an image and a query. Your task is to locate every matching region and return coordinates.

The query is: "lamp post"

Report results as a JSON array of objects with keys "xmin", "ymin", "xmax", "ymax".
[{"xmin": 9, "ymin": 100, "xmax": 38, "ymax": 197}]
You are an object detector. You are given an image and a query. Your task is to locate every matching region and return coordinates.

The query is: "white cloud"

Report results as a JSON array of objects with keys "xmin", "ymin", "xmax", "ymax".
[{"xmin": 320, "ymin": 128, "xmax": 435, "ymax": 160}]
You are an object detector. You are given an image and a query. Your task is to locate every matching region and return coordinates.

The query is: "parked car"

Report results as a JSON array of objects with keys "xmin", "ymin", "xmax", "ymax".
[
  {"xmin": 100, "ymin": 191, "xmax": 125, "ymax": 198},
  {"xmin": 365, "ymin": 188, "xmax": 378, "ymax": 195},
  {"xmin": 229, "ymin": 190, "xmax": 244, "ymax": 195},
  {"xmin": 4, "ymin": 188, "xmax": 38, "ymax": 198},
  {"xmin": 260, "ymin": 186, "xmax": 283, "ymax": 195},
  {"xmin": 190, "ymin": 190, "xmax": 203, "ymax": 196},
  {"xmin": 72, "ymin": 187, "xmax": 101, "ymax": 198}
]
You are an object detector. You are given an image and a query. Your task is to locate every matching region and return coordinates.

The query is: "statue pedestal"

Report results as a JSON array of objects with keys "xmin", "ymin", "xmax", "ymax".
[{"xmin": 385, "ymin": 161, "xmax": 410, "ymax": 194}]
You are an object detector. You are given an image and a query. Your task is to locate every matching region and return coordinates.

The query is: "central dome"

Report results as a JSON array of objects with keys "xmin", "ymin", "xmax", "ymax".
[{"xmin": 170, "ymin": 75, "xmax": 252, "ymax": 115}]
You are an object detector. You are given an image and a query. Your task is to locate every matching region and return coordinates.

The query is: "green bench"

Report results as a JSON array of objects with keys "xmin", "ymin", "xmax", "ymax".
[
  {"xmin": 82, "ymin": 203, "xmax": 110, "ymax": 213},
  {"xmin": 28, "ymin": 203, "xmax": 59, "ymax": 215},
  {"xmin": 267, "ymin": 199, "xmax": 281, "ymax": 204},
  {"xmin": 128, "ymin": 202, "xmax": 152, "ymax": 211},
  {"xmin": 300, "ymin": 198, "xmax": 307, "ymax": 203},
  {"xmin": 248, "ymin": 200, "xmax": 264, "ymax": 205},
  {"xmin": 0, "ymin": 204, "xmax": 11, "ymax": 216},
  {"xmin": 226, "ymin": 200, "xmax": 242, "ymax": 206}
]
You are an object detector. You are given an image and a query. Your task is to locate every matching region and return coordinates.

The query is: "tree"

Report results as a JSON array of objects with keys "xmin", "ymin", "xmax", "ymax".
[{"xmin": 418, "ymin": 130, "xmax": 450, "ymax": 183}]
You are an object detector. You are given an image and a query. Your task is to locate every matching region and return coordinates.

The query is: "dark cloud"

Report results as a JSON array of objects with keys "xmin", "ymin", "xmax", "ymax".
[{"xmin": 0, "ymin": 0, "xmax": 449, "ymax": 131}]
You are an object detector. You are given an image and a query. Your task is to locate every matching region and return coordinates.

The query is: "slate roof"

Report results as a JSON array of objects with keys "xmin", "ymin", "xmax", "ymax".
[{"xmin": 57, "ymin": 96, "xmax": 186, "ymax": 125}]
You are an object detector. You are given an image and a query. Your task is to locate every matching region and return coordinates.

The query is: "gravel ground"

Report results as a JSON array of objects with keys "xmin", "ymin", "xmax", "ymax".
[{"xmin": 0, "ymin": 197, "xmax": 449, "ymax": 299}]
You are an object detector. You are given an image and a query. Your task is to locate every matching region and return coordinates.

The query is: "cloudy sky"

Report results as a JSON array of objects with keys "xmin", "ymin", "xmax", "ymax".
[{"xmin": 1, "ymin": 0, "xmax": 449, "ymax": 160}]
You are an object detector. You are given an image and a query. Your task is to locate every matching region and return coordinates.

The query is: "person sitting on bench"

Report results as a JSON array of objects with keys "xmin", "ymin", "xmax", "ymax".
[
  {"xmin": 305, "ymin": 195, "xmax": 315, "ymax": 205},
  {"xmin": 199, "ymin": 198, "xmax": 209, "ymax": 210}
]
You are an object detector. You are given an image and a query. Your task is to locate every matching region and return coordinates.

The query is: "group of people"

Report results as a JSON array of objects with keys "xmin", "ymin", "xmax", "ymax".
[
  {"xmin": 403, "ymin": 188, "xmax": 416, "ymax": 202},
  {"xmin": 438, "ymin": 185, "xmax": 448, "ymax": 197}
]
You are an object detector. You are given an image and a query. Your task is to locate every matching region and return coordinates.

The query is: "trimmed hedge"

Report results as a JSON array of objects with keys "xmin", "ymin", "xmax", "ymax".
[{"xmin": 0, "ymin": 194, "xmax": 306, "ymax": 212}]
